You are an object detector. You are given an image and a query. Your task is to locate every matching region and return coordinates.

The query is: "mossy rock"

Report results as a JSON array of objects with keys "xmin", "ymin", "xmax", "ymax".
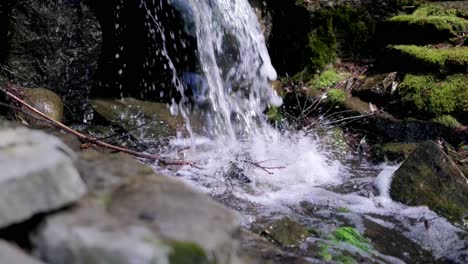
[
  {"xmin": 371, "ymin": 142, "xmax": 418, "ymax": 162},
  {"xmin": 414, "ymin": 2, "xmax": 468, "ymax": 20},
  {"xmin": 398, "ymin": 73, "xmax": 468, "ymax": 118},
  {"xmin": 390, "ymin": 141, "xmax": 468, "ymax": 224},
  {"xmin": 295, "ymin": 5, "xmax": 377, "ymax": 75},
  {"xmin": 326, "ymin": 89, "xmax": 347, "ymax": 104},
  {"xmin": 309, "ymin": 69, "xmax": 344, "ymax": 90},
  {"xmin": 386, "ymin": 45, "xmax": 468, "ymax": 74},
  {"xmin": 169, "ymin": 241, "xmax": 210, "ymax": 264},
  {"xmin": 381, "ymin": 5, "xmax": 468, "ymax": 45},
  {"xmin": 431, "ymin": 115, "xmax": 462, "ymax": 128}
]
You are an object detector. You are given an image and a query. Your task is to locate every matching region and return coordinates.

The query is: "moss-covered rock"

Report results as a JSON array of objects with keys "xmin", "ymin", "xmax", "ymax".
[
  {"xmin": 413, "ymin": 2, "xmax": 468, "ymax": 20},
  {"xmin": 387, "ymin": 45, "xmax": 468, "ymax": 73},
  {"xmin": 309, "ymin": 69, "xmax": 343, "ymax": 89},
  {"xmin": 381, "ymin": 5, "xmax": 468, "ymax": 45},
  {"xmin": 398, "ymin": 74, "xmax": 468, "ymax": 118},
  {"xmin": 431, "ymin": 115, "xmax": 462, "ymax": 128},
  {"xmin": 371, "ymin": 142, "xmax": 418, "ymax": 162},
  {"xmin": 168, "ymin": 241, "xmax": 210, "ymax": 264},
  {"xmin": 390, "ymin": 141, "xmax": 468, "ymax": 224},
  {"xmin": 326, "ymin": 89, "xmax": 347, "ymax": 104}
]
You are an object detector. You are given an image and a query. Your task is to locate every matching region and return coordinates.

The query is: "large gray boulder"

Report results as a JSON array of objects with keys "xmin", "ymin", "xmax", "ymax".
[
  {"xmin": 0, "ymin": 240, "xmax": 45, "ymax": 264},
  {"xmin": 0, "ymin": 125, "xmax": 86, "ymax": 228},
  {"xmin": 6, "ymin": 0, "xmax": 101, "ymax": 122},
  {"xmin": 34, "ymin": 200, "xmax": 175, "ymax": 264}
]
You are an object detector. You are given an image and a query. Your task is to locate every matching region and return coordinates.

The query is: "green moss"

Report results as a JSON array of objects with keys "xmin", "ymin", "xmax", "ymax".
[
  {"xmin": 307, "ymin": 16, "xmax": 336, "ymax": 71},
  {"xmin": 398, "ymin": 74, "xmax": 468, "ymax": 117},
  {"xmin": 413, "ymin": 4, "xmax": 468, "ymax": 20},
  {"xmin": 327, "ymin": 89, "xmax": 347, "ymax": 104},
  {"xmin": 309, "ymin": 69, "xmax": 342, "ymax": 89},
  {"xmin": 337, "ymin": 207, "xmax": 350, "ymax": 213},
  {"xmin": 337, "ymin": 255, "xmax": 358, "ymax": 264},
  {"xmin": 431, "ymin": 115, "xmax": 461, "ymax": 128},
  {"xmin": 169, "ymin": 241, "xmax": 210, "ymax": 264},
  {"xmin": 266, "ymin": 106, "xmax": 283, "ymax": 122},
  {"xmin": 319, "ymin": 244, "xmax": 333, "ymax": 261},
  {"xmin": 389, "ymin": 15, "xmax": 468, "ymax": 36},
  {"xmin": 300, "ymin": 6, "xmax": 375, "ymax": 75},
  {"xmin": 391, "ymin": 45, "xmax": 468, "ymax": 73},
  {"xmin": 331, "ymin": 227, "xmax": 373, "ymax": 253}
]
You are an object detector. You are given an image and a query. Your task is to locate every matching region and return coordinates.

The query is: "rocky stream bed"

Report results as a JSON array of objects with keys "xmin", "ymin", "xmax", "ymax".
[{"xmin": 0, "ymin": 0, "xmax": 467, "ymax": 264}]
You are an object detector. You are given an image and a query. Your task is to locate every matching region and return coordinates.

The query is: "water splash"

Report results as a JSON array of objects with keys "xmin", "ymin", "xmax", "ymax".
[{"xmin": 143, "ymin": 1, "xmax": 467, "ymax": 262}]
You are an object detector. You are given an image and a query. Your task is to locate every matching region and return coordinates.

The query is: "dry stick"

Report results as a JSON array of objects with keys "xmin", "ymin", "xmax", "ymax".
[{"xmin": 2, "ymin": 89, "xmax": 194, "ymax": 165}]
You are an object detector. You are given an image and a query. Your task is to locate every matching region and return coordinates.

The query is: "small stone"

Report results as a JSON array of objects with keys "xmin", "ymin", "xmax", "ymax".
[{"xmin": 22, "ymin": 88, "xmax": 64, "ymax": 126}]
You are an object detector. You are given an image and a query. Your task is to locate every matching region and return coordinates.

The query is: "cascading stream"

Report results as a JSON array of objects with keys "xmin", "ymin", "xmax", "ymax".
[{"xmin": 142, "ymin": 1, "xmax": 468, "ymax": 262}]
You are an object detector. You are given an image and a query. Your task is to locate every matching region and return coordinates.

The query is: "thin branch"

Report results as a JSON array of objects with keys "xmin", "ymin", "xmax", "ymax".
[{"xmin": 1, "ymin": 85, "xmax": 195, "ymax": 166}]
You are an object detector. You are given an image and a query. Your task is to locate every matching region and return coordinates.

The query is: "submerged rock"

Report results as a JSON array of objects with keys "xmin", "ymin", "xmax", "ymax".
[
  {"xmin": 390, "ymin": 141, "xmax": 468, "ymax": 223},
  {"xmin": 91, "ymin": 98, "xmax": 186, "ymax": 140},
  {"xmin": 0, "ymin": 124, "xmax": 86, "ymax": 228},
  {"xmin": 259, "ymin": 217, "xmax": 309, "ymax": 248},
  {"xmin": 22, "ymin": 88, "xmax": 64, "ymax": 126},
  {"xmin": 6, "ymin": 0, "xmax": 102, "ymax": 121},
  {"xmin": 0, "ymin": 240, "xmax": 44, "ymax": 264}
]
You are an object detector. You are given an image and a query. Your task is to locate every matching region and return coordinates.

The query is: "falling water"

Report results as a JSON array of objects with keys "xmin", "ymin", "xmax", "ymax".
[{"xmin": 141, "ymin": 0, "xmax": 468, "ymax": 262}]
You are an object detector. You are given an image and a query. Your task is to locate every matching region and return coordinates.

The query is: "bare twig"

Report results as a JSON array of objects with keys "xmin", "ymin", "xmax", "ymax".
[{"xmin": 239, "ymin": 159, "xmax": 285, "ymax": 175}]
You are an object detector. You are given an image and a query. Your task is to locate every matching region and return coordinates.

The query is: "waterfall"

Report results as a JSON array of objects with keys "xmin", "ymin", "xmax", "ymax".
[{"xmin": 185, "ymin": 0, "xmax": 281, "ymax": 139}]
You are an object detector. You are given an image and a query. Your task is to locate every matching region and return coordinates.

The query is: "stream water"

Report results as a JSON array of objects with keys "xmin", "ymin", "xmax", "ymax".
[{"xmin": 142, "ymin": 0, "xmax": 468, "ymax": 263}]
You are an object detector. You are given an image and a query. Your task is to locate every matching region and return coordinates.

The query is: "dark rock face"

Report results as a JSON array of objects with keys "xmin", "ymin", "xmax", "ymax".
[
  {"xmin": 6, "ymin": 0, "xmax": 102, "ymax": 122},
  {"xmin": 390, "ymin": 141, "xmax": 468, "ymax": 224}
]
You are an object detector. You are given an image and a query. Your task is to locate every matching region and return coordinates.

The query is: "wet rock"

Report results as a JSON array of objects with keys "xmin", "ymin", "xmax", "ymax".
[
  {"xmin": 353, "ymin": 72, "xmax": 399, "ymax": 104},
  {"xmin": 34, "ymin": 199, "xmax": 176, "ymax": 264},
  {"xmin": 390, "ymin": 141, "xmax": 468, "ymax": 223},
  {"xmin": 238, "ymin": 229, "xmax": 307, "ymax": 264},
  {"xmin": 107, "ymin": 174, "xmax": 243, "ymax": 264},
  {"xmin": 0, "ymin": 124, "xmax": 86, "ymax": 228},
  {"xmin": 374, "ymin": 114, "xmax": 468, "ymax": 146},
  {"xmin": 22, "ymin": 88, "xmax": 64, "ymax": 126},
  {"xmin": 371, "ymin": 142, "xmax": 417, "ymax": 162},
  {"xmin": 259, "ymin": 217, "xmax": 309, "ymax": 248},
  {"xmin": 36, "ymin": 131, "xmax": 244, "ymax": 263},
  {"xmin": 6, "ymin": 0, "xmax": 102, "ymax": 122},
  {"xmin": 91, "ymin": 98, "xmax": 185, "ymax": 139},
  {"xmin": 0, "ymin": 240, "xmax": 44, "ymax": 264}
]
